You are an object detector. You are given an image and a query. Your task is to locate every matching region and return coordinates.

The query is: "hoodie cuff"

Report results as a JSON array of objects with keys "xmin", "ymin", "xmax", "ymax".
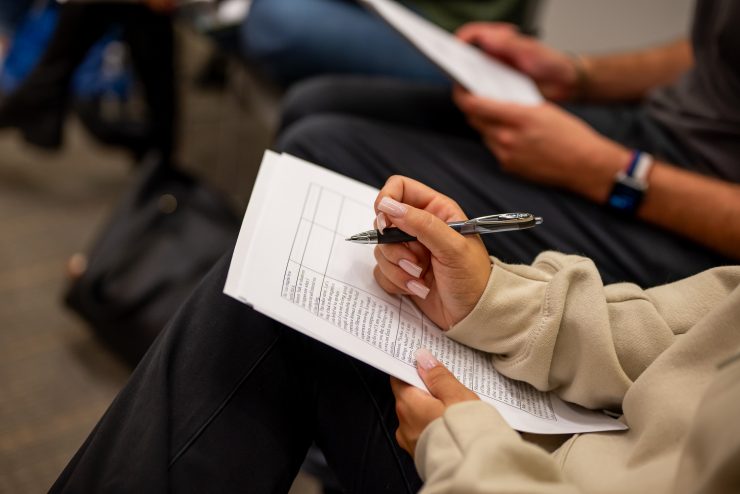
[
  {"xmin": 446, "ymin": 257, "xmax": 550, "ymax": 356},
  {"xmin": 415, "ymin": 401, "xmax": 519, "ymax": 481}
]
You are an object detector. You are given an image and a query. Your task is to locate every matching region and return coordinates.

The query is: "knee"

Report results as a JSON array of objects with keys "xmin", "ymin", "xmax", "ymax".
[
  {"xmin": 279, "ymin": 76, "xmax": 353, "ymax": 131},
  {"xmin": 276, "ymin": 114, "xmax": 368, "ymax": 177},
  {"xmin": 277, "ymin": 114, "xmax": 347, "ymax": 157},
  {"xmin": 239, "ymin": 0, "xmax": 303, "ymax": 65}
]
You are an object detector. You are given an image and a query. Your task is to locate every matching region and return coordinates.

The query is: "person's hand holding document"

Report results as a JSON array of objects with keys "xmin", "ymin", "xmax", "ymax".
[
  {"xmin": 368, "ymin": 176, "xmax": 494, "ymax": 330},
  {"xmin": 225, "ymin": 151, "xmax": 627, "ymax": 435},
  {"xmin": 455, "ymin": 22, "xmax": 586, "ymax": 102},
  {"xmin": 362, "ymin": 4, "xmax": 632, "ymax": 203},
  {"xmin": 360, "ymin": 0, "xmax": 543, "ymax": 105}
]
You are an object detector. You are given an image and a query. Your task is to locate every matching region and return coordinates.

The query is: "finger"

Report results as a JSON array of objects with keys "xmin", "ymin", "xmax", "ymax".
[
  {"xmin": 415, "ymin": 348, "xmax": 479, "ymax": 405},
  {"xmin": 452, "ymin": 84, "xmax": 473, "ymax": 113},
  {"xmin": 453, "ymin": 88, "xmax": 527, "ymax": 125},
  {"xmin": 455, "ymin": 22, "xmax": 517, "ymax": 46},
  {"xmin": 466, "ymin": 115, "xmax": 504, "ymax": 135},
  {"xmin": 392, "ymin": 379, "xmax": 434, "ymax": 421},
  {"xmin": 376, "ymin": 197, "xmax": 468, "ymax": 264},
  {"xmin": 466, "ymin": 116, "xmax": 517, "ymax": 153},
  {"xmin": 454, "ymin": 86, "xmax": 495, "ymax": 119},
  {"xmin": 465, "ymin": 114, "xmax": 487, "ymax": 133},
  {"xmin": 377, "ymin": 243, "xmax": 424, "ymax": 278},
  {"xmin": 395, "ymin": 428, "xmax": 410, "ymax": 455},
  {"xmin": 390, "ymin": 376, "xmax": 409, "ymax": 397},
  {"xmin": 376, "ymin": 241, "xmax": 432, "ymax": 291},
  {"xmin": 374, "ymin": 248, "xmax": 430, "ymax": 299},
  {"xmin": 405, "ymin": 241, "xmax": 432, "ymax": 273},
  {"xmin": 482, "ymin": 136, "xmax": 510, "ymax": 164},
  {"xmin": 393, "ymin": 379, "xmax": 438, "ymax": 410},
  {"xmin": 374, "ymin": 212, "xmax": 388, "ymax": 234},
  {"xmin": 375, "ymin": 176, "xmax": 464, "ymax": 222},
  {"xmin": 374, "ymin": 265, "xmax": 408, "ymax": 296},
  {"xmin": 375, "ymin": 175, "xmax": 438, "ymax": 211},
  {"xmin": 476, "ymin": 125, "xmax": 516, "ymax": 149}
]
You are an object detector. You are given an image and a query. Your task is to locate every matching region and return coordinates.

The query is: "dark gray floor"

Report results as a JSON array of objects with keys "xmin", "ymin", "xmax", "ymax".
[
  {"xmin": 0, "ymin": 118, "xmax": 134, "ymax": 493},
  {"xmin": 0, "ymin": 30, "xmax": 324, "ymax": 493}
]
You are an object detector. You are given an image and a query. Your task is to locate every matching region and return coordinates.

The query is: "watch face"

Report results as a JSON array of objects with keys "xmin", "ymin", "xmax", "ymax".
[{"xmin": 608, "ymin": 182, "xmax": 643, "ymax": 213}]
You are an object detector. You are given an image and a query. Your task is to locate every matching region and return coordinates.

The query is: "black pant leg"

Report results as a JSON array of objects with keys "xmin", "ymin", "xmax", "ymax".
[
  {"xmin": 276, "ymin": 114, "xmax": 731, "ymax": 286},
  {"xmin": 50, "ymin": 255, "xmax": 309, "ymax": 493},
  {"xmin": 311, "ymin": 347, "xmax": 421, "ymax": 493},
  {"xmin": 51, "ymin": 255, "xmax": 421, "ymax": 493},
  {"xmin": 280, "ymin": 75, "xmax": 474, "ymax": 138},
  {"xmin": 120, "ymin": 7, "xmax": 177, "ymax": 160}
]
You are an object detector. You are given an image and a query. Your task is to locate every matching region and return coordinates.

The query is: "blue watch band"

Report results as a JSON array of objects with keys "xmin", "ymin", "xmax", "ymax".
[{"xmin": 607, "ymin": 150, "xmax": 653, "ymax": 214}]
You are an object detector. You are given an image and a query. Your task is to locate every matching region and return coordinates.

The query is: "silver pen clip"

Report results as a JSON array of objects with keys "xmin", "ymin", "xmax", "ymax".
[{"xmin": 459, "ymin": 213, "xmax": 543, "ymax": 234}]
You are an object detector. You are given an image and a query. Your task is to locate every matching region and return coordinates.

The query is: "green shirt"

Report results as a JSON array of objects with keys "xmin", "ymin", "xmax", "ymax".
[{"xmin": 403, "ymin": 0, "xmax": 538, "ymax": 32}]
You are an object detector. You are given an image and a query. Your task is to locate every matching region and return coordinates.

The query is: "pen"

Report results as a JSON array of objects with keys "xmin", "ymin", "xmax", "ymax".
[{"xmin": 346, "ymin": 212, "xmax": 543, "ymax": 244}]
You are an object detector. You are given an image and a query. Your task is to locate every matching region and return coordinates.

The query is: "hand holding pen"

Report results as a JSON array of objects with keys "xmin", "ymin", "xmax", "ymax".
[
  {"xmin": 364, "ymin": 176, "xmax": 496, "ymax": 329},
  {"xmin": 347, "ymin": 212, "xmax": 542, "ymax": 244}
]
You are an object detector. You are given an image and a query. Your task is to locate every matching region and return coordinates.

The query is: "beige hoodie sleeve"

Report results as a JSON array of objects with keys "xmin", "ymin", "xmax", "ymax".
[
  {"xmin": 446, "ymin": 252, "xmax": 735, "ymax": 409},
  {"xmin": 416, "ymin": 401, "xmax": 580, "ymax": 494},
  {"xmin": 415, "ymin": 255, "xmax": 739, "ymax": 494}
]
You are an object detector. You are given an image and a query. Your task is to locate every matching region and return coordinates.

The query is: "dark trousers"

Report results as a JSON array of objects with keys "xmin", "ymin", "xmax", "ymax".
[
  {"xmin": 277, "ymin": 76, "xmax": 732, "ymax": 286},
  {"xmin": 51, "ymin": 255, "xmax": 422, "ymax": 493}
]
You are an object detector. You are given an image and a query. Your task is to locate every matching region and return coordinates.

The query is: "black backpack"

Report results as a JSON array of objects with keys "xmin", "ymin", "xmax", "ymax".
[{"xmin": 64, "ymin": 156, "xmax": 239, "ymax": 366}]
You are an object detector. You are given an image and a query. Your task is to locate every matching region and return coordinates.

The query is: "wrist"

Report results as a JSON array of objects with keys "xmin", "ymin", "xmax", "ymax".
[
  {"xmin": 569, "ymin": 140, "xmax": 631, "ymax": 203},
  {"xmin": 566, "ymin": 53, "xmax": 591, "ymax": 101},
  {"xmin": 606, "ymin": 149, "xmax": 655, "ymax": 214}
]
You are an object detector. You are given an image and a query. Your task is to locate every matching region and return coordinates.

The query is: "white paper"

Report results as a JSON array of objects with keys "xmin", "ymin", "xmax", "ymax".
[
  {"xmin": 225, "ymin": 151, "xmax": 626, "ymax": 434},
  {"xmin": 360, "ymin": 0, "xmax": 543, "ymax": 106}
]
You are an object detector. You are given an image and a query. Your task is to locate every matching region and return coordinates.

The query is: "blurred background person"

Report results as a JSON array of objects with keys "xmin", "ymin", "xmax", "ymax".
[
  {"xmin": 0, "ymin": 0, "xmax": 177, "ymax": 162},
  {"xmin": 238, "ymin": 0, "xmax": 541, "ymax": 87},
  {"xmin": 274, "ymin": 0, "xmax": 740, "ymax": 288}
]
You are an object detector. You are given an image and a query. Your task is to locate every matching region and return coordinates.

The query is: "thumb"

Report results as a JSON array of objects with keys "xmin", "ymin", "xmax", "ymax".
[{"xmin": 415, "ymin": 348, "xmax": 476, "ymax": 406}]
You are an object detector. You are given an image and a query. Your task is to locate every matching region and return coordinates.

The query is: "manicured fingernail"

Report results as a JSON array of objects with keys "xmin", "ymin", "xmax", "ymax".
[
  {"xmin": 378, "ymin": 197, "xmax": 408, "ymax": 217},
  {"xmin": 406, "ymin": 279, "xmax": 430, "ymax": 299},
  {"xmin": 398, "ymin": 259, "xmax": 422, "ymax": 278},
  {"xmin": 376, "ymin": 212, "xmax": 388, "ymax": 234},
  {"xmin": 415, "ymin": 348, "xmax": 439, "ymax": 371}
]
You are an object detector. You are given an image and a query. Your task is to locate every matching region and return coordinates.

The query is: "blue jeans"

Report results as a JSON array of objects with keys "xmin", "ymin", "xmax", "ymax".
[{"xmin": 239, "ymin": 0, "xmax": 448, "ymax": 86}]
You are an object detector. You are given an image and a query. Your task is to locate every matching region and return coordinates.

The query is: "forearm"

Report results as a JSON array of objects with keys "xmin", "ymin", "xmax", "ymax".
[
  {"xmin": 577, "ymin": 39, "xmax": 692, "ymax": 102},
  {"xmin": 639, "ymin": 166, "xmax": 740, "ymax": 260},
  {"xmin": 569, "ymin": 142, "xmax": 740, "ymax": 260}
]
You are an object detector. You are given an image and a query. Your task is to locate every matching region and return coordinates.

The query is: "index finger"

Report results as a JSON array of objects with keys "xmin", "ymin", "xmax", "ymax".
[
  {"xmin": 375, "ymin": 175, "xmax": 466, "ymax": 223},
  {"xmin": 452, "ymin": 86, "xmax": 527, "ymax": 125},
  {"xmin": 455, "ymin": 21, "xmax": 517, "ymax": 46},
  {"xmin": 390, "ymin": 376, "xmax": 414, "ymax": 398}
]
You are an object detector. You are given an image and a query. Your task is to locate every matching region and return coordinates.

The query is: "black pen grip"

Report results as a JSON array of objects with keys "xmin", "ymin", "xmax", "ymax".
[
  {"xmin": 377, "ymin": 227, "xmax": 416, "ymax": 244},
  {"xmin": 377, "ymin": 223, "xmax": 465, "ymax": 244}
]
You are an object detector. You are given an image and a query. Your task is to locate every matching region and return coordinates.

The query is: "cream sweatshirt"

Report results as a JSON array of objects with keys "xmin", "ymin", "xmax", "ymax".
[{"xmin": 415, "ymin": 252, "xmax": 740, "ymax": 493}]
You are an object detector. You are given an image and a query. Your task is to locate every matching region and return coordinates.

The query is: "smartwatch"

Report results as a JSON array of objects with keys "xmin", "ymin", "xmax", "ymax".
[{"xmin": 607, "ymin": 150, "xmax": 654, "ymax": 214}]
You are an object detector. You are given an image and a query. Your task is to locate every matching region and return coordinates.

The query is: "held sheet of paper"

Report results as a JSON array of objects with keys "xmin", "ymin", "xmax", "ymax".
[
  {"xmin": 225, "ymin": 151, "xmax": 626, "ymax": 434},
  {"xmin": 360, "ymin": 0, "xmax": 543, "ymax": 106}
]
